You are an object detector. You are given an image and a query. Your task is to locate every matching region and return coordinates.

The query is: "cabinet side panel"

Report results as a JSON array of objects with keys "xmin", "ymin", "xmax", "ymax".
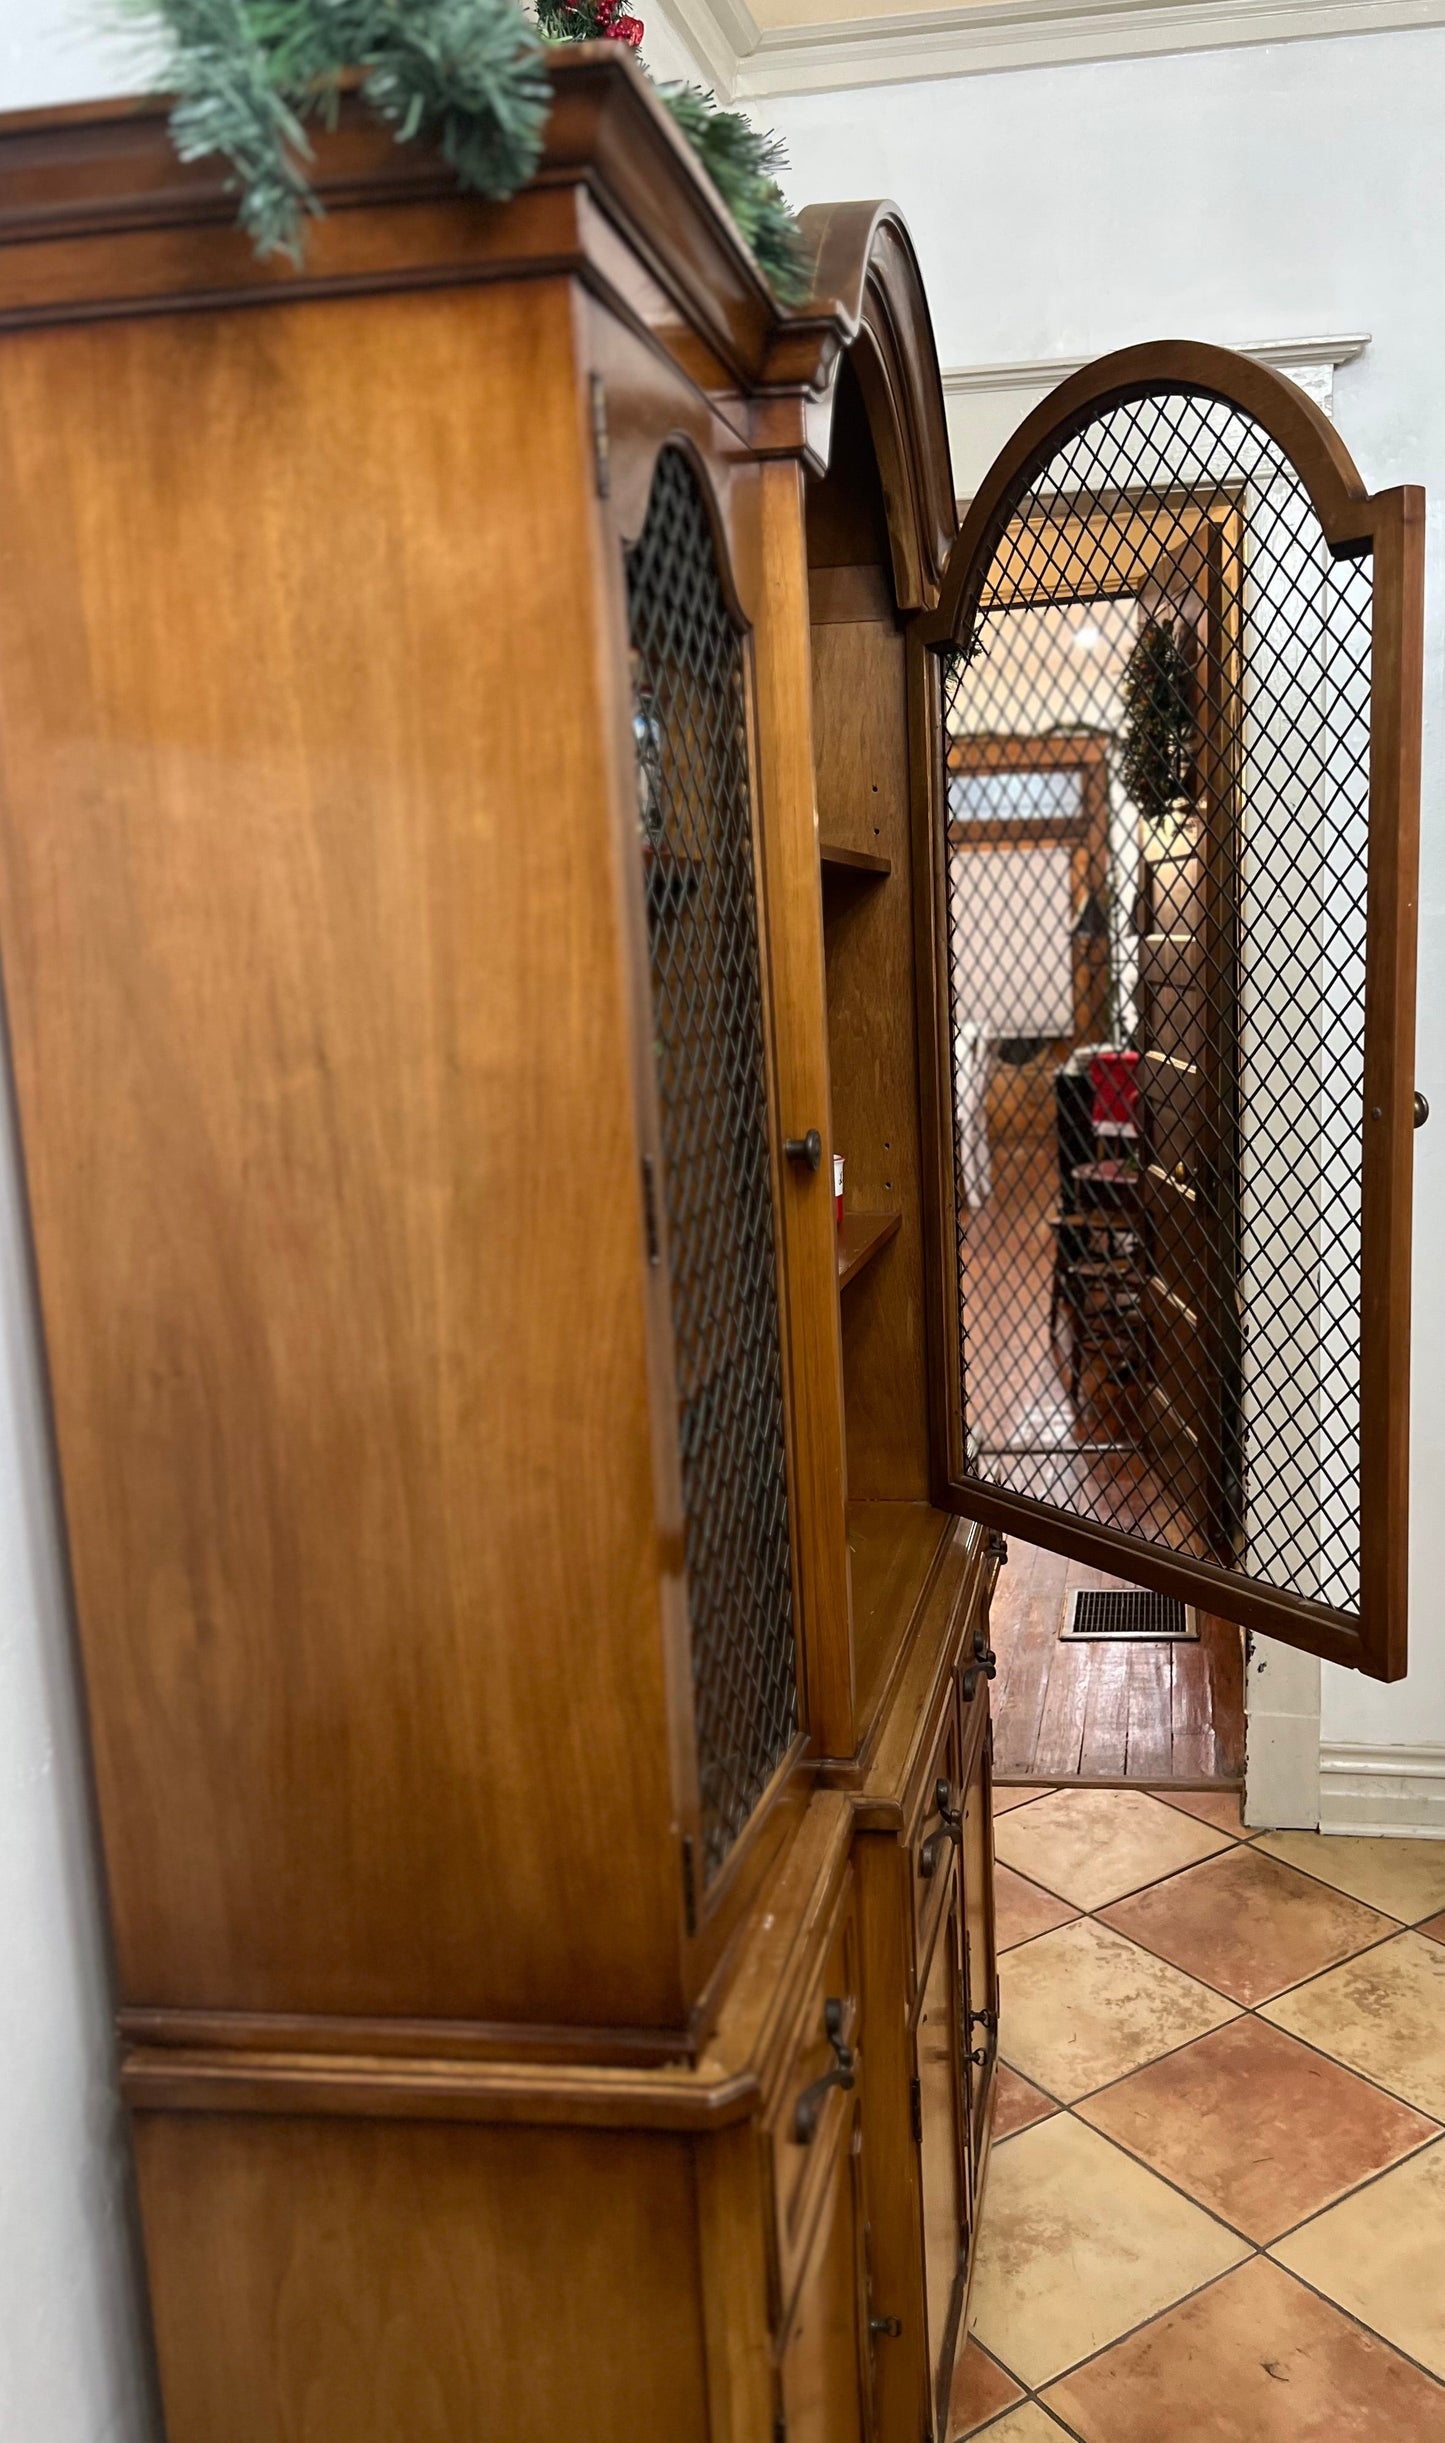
[
  {"xmin": 134, "ymin": 2114, "xmax": 710, "ymax": 2443},
  {"xmin": 0, "ymin": 283, "xmax": 682, "ymax": 2026}
]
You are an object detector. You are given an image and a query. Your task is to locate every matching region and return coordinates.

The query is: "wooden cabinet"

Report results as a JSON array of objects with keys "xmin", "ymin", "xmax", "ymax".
[{"xmin": 0, "ymin": 56, "xmax": 996, "ymax": 2443}]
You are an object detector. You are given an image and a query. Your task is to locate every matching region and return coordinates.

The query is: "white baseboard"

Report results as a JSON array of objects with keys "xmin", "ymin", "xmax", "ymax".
[{"xmin": 1317, "ymin": 1741, "xmax": 1445, "ymax": 1838}]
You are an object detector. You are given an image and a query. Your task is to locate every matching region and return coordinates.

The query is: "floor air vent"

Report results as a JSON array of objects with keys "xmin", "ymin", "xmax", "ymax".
[{"xmin": 1061, "ymin": 1589, "xmax": 1199, "ymax": 1642}]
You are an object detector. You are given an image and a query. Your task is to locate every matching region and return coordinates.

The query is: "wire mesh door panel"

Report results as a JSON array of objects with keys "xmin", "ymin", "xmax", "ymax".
[
  {"xmin": 926, "ymin": 352, "xmax": 1422, "ymax": 1675},
  {"xmin": 627, "ymin": 446, "xmax": 798, "ymax": 1881}
]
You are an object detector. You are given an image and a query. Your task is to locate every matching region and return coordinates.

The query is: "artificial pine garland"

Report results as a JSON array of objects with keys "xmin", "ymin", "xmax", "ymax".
[
  {"xmin": 1120, "ymin": 615, "xmax": 1196, "ymax": 819},
  {"xmin": 122, "ymin": 0, "xmax": 808, "ymax": 302}
]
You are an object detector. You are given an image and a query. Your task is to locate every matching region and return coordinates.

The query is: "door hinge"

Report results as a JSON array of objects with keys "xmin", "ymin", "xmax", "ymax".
[
  {"xmin": 909, "ymin": 2075, "xmax": 923, "ymax": 2148},
  {"xmin": 681, "ymin": 1834, "xmax": 697, "ymax": 1937},
  {"xmin": 641, "ymin": 1154, "xmax": 661, "ymax": 1266},
  {"xmin": 589, "ymin": 372, "xmax": 611, "ymax": 499}
]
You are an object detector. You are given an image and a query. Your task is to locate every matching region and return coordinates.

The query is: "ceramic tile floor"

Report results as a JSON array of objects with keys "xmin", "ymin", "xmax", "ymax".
[{"xmin": 952, "ymin": 1784, "xmax": 1445, "ymax": 2439}]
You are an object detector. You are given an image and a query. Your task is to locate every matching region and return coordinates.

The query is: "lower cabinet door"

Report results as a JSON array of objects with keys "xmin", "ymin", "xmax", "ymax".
[
  {"xmin": 778, "ymin": 2096, "xmax": 873, "ymax": 2443},
  {"xmin": 914, "ymin": 1866, "xmax": 969, "ymax": 2434},
  {"xmin": 960, "ymin": 1711, "xmax": 1000, "ymax": 2196}
]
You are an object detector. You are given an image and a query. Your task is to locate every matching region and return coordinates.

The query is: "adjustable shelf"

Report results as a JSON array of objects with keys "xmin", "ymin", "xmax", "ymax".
[
  {"xmin": 837, "ymin": 1210, "xmax": 902, "ymax": 1291},
  {"xmin": 819, "ymin": 838, "xmax": 892, "ymax": 879}
]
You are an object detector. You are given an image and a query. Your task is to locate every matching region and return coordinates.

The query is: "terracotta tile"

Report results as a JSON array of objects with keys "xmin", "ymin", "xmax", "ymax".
[
  {"xmin": 994, "ymin": 1863, "xmax": 1078, "ymax": 1952},
  {"xmin": 998, "ymin": 1916, "xmax": 1237, "ymax": 2103},
  {"xmin": 991, "ymin": 2062, "xmax": 1059, "ymax": 2140},
  {"xmin": 994, "ymin": 1783, "xmax": 1054, "ymax": 1814},
  {"xmin": 968, "ymin": 2115, "xmax": 1247, "ymax": 2390},
  {"xmin": 1272, "ymin": 2136, "xmax": 1445, "ymax": 2377},
  {"xmin": 1156, "ymin": 1786, "xmax": 1248, "ymax": 1837},
  {"xmin": 1043, "ymin": 2255, "xmax": 1445, "ymax": 2440},
  {"xmin": 993, "ymin": 1786, "xmax": 1232, "ymax": 1910},
  {"xmin": 1261, "ymin": 1932, "xmax": 1445, "ymax": 2118},
  {"xmin": 1254, "ymin": 1830, "xmax": 1445, "ymax": 1924},
  {"xmin": 965, "ymin": 2409, "xmax": 1076, "ymax": 2442},
  {"xmin": 1098, "ymin": 1843, "xmax": 1395, "ymax": 2005},
  {"xmin": 948, "ymin": 2337, "xmax": 1023, "ymax": 2435},
  {"xmin": 1077, "ymin": 2016, "xmax": 1438, "ymax": 2242},
  {"xmin": 1421, "ymin": 1910, "xmax": 1445, "ymax": 1946}
]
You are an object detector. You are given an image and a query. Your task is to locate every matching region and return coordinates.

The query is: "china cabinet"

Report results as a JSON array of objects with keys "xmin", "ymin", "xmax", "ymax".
[{"xmin": 0, "ymin": 40, "xmax": 1420, "ymax": 2443}]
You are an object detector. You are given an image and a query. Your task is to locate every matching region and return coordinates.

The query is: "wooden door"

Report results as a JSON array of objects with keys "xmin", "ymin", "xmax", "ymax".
[
  {"xmin": 913, "ymin": 1871, "xmax": 969, "ymax": 2433},
  {"xmin": 959, "ymin": 1703, "xmax": 999, "ymax": 2196},
  {"xmin": 777, "ymin": 2093, "xmax": 874, "ymax": 2443},
  {"xmin": 915, "ymin": 343, "xmax": 1423, "ymax": 1680}
]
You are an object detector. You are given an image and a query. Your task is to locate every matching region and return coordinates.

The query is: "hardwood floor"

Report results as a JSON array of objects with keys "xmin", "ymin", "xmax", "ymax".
[{"xmin": 990, "ymin": 1537, "xmax": 1245, "ymax": 1785}]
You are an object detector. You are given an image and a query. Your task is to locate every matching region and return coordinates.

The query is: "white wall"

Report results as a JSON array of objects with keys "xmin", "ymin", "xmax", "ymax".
[
  {"xmin": 0, "ymin": 15, "xmax": 160, "ymax": 2443},
  {"xmin": 0, "ymin": 1036, "xmax": 159, "ymax": 2441},
  {"xmin": 770, "ymin": 26, "xmax": 1445, "ymax": 1798}
]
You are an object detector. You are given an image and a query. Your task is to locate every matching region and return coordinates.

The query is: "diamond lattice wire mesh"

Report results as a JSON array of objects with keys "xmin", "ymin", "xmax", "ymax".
[
  {"xmin": 627, "ymin": 449, "xmax": 797, "ymax": 1880},
  {"xmin": 943, "ymin": 389, "xmax": 1372, "ymax": 1617}
]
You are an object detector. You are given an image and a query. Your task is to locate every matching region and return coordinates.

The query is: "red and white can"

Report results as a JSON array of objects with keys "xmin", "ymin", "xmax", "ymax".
[{"xmin": 833, "ymin": 1153, "xmax": 845, "ymax": 1226}]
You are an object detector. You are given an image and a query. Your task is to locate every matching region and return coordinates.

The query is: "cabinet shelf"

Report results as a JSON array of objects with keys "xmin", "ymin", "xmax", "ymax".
[
  {"xmin": 819, "ymin": 839, "xmax": 892, "ymax": 879},
  {"xmin": 837, "ymin": 1210, "xmax": 901, "ymax": 1291}
]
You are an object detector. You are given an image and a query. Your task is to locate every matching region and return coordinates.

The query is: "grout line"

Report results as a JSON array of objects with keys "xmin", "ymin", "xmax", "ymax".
[
  {"xmin": 1245, "ymin": 1831, "xmax": 1445, "ymax": 1924},
  {"xmin": 974, "ymin": 1859, "xmax": 1445, "ymax": 2419},
  {"xmin": 1091, "ymin": 1897, "xmax": 1414, "ymax": 2010},
  {"xmin": 981, "ymin": 2254, "xmax": 1260, "ymax": 2403},
  {"xmin": 1264, "ymin": 2121, "xmax": 1445, "ymax": 2249},
  {"xmin": 1260, "ymin": 2247, "xmax": 1445, "ymax": 2392},
  {"xmin": 1057, "ymin": 2098, "xmax": 1263, "ymax": 2248}
]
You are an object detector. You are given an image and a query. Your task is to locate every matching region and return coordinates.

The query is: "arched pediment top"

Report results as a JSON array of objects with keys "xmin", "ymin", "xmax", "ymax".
[
  {"xmin": 796, "ymin": 201, "xmax": 956, "ymax": 612},
  {"xmin": 923, "ymin": 337, "xmax": 1379, "ymax": 648}
]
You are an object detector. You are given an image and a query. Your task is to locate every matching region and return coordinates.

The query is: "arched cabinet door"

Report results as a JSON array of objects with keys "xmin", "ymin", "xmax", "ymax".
[{"xmin": 912, "ymin": 345, "xmax": 1423, "ymax": 1680}]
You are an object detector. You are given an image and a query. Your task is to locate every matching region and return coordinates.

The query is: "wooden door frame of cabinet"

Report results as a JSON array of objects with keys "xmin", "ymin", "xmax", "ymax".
[
  {"xmin": 588, "ymin": 334, "xmax": 824, "ymax": 2014},
  {"xmin": 911, "ymin": 344, "xmax": 1424, "ymax": 1680},
  {"xmin": 910, "ymin": 1843, "xmax": 972, "ymax": 2440},
  {"xmin": 748, "ymin": 455, "xmax": 856, "ymax": 1760},
  {"xmin": 849, "ymin": 1829, "xmax": 934, "ymax": 2443}
]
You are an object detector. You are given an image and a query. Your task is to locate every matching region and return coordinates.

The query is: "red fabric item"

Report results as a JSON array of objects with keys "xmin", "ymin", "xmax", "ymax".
[{"xmin": 1090, "ymin": 1048, "xmax": 1139, "ymax": 1131}]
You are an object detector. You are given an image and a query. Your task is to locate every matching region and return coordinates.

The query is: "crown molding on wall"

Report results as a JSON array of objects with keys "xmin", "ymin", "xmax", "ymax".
[
  {"xmin": 654, "ymin": 0, "xmax": 750, "ymax": 89},
  {"xmin": 942, "ymin": 333, "xmax": 1371, "ymax": 396},
  {"xmin": 698, "ymin": 0, "xmax": 1445, "ymax": 98}
]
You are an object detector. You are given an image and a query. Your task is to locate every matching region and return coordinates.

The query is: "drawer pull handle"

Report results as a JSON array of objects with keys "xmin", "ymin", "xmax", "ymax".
[
  {"xmin": 918, "ymin": 1777, "xmax": 963, "ymax": 1879},
  {"xmin": 969, "ymin": 2007, "xmax": 998, "ymax": 2036},
  {"xmin": 964, "ymin": 1630, "xmax": 998, "ymax": 1702},
  {"xmin": 792, "ymin": 1996, "xmax": 855, "ymax": 2144},
  {"xmin": 783, "ymin": 1129, "xmax": 823, "ymax": 1172},
  {"xmin": 869, "ymin": 2314, "xmax": 902, "ymax": 2340},
  {"xmin": 968, "ymin": 2044, "xmax": 991, "ymax": 2068}
]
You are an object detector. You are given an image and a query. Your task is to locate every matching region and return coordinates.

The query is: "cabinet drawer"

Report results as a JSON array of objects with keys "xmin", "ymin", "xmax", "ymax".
[
  {"xmin": 910, "ymin": 1697, "xmax": 962, "ymax": 1973},
  {"xmin": 769, "ymin": 1873, "xmax": 860, "ymax": 2320}
]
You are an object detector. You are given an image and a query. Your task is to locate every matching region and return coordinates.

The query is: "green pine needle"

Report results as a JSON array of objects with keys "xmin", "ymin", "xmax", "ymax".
[
  {"xmin": 659, "ymin": 84, "xmax": 808, "ymax": 304},
  {"xmin": 121, "ymin": 0, "xmax": 551, "ymax": 261},
  {"xmin": 1121, "ymin": 616, "xmax": 1196, "ymax": 818},
  {"xmin": 119, "ymin": 0, "xmax": 810, "ymax": 303}
]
